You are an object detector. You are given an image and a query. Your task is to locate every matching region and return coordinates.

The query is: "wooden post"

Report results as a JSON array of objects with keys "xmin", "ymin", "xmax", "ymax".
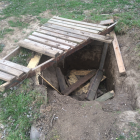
[
  {"xmin": 56, "ymin": 67, "xmax": 68, "ymax": 92},
  {"xmin": 87, "ymin": 70, "xmax": 103, "ymax": 101}
]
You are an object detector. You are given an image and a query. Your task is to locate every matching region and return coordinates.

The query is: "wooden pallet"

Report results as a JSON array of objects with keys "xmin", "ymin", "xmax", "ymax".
[{"xmin": 0, "ymin": 16, "xmax": 115, "ymax": 91}]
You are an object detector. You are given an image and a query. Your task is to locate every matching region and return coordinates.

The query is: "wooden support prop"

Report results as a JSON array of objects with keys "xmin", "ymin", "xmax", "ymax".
[
  {"xmin": 95, "ymin": 90, "xmax": 115, "ymax": 102},
  {"xmin": 0, "ymin": 82, "xmax": 10, "ymax": 92},
  {"xmin": 99, "ymin": 43, "xmax": 108, "ymax": 70},
  {"xmin": 111, "ymin": 31, "xmax": 126, "ymax": 75},
  {"xmin": 62, "ymin": 70, "xmax": 96, "ymax": 96},
  {"xmin": 18, "ymin": 40, "xmax": 59, "ymax": 58},
  {"xmin": 0, "ymin": 71, "xmax": 15, "ymax": 82},
  {"xmin": 100, "ymin": 19, "xmax": 114, "ymax": 25},
  {"xmin": 87, "ymin": 70, "xmax": 103, "ymax": 101},
  {"xmin": 56, "ymin": 67, "xmax": 67, "ymax": 92}
]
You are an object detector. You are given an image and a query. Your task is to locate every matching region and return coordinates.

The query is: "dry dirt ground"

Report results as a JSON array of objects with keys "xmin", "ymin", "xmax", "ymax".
[{"xmin": 1, "ymin": 5, "xmax": 140, "ymax": 140}]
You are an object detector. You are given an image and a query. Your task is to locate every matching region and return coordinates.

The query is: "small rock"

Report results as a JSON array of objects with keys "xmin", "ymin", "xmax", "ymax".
[
  {"xmin": 3, "ymin": 93, "xmax": 7, "ymax": 98},
  {"xmin": 113, "ymin": 9, "xmax": 119, "ymax": 13},
  {"xmin": 30, "ymin": 124, "xmax": 40, "ymax": 140}
]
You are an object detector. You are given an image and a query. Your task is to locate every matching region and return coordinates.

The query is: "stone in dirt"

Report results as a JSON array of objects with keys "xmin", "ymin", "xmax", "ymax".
[{"xmin": 30, "ymin": 124, "xmax": 40, "ymax": 140}]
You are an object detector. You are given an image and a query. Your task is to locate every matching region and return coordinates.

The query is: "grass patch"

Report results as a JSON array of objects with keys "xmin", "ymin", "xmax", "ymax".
[
  {"xmin": 0, "ymin": 0, "xmax": 139, "ymax": 33},
  {"xmin": 0, "ymin": 43, "xmax": 5, "ymax": 53},
  {"xmin": 8, "ymin": 20, "xmax": 28, "ymax": 28},
  {"xmin": 0, "ymin": 79, "xmax": 6, "ymax": 85},
  {"xmin": 0, "ymin": 28, "xmax": 14, "ymax": 38},
  {"xmin": 0, "ymin": 79, "xmax": 43, "ymax": 139},
  {"xmin": 37, "ymin": 17, "xmax": 49, "ymax": 25},
  {"xmin": 10, "ymin": 48, "xmax": 33, "ymax": 66}
]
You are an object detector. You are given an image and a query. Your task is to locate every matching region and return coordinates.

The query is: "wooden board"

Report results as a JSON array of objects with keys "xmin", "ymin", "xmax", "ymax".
[
  {"xmin": 25, "ymin": 39, "xmax": 63, "ymax": 53},
  {"xmin": 0, "ymin": 60, "xmax": 31, "ymax": 73},
  {"xmin": 0, "ymin": 71, "xmax": 15, "ymax": 82},
  {"xmin": 19, "ymin": 40, "xmax": 59, "ymax": 58},
  {"xmin": 40, "ymin": 26, "xmax": 88, "ymax": 40},
  {"xmin": 27, "ymin": 53, "xmax": 42, "ymax": 68},
  {"xmin": 0, "ymin": 63, "xmax": 23, "ymax": 77},
  {"xmin": 28, "ymin": 35, "xmax": 70, "ymax": 50},
  {"xmin": 100, "ymin": 19, "xmax": 114, "ymax": 25},
  {"xmin": 62, "ymin": 70, "xmax": 96, "ymax": 95},
  {"xmin": 32, "ymin": 32, "xmax": 77, "ymax": 47},
  {"xmin": 53, "ymin": 16, "xmax": 107, "ymax": 29},
  {"xmin": 49, "ymin": 19, "xmax": 104, "ymax": 31},
  {"xmin": 111, "ymin": 31, "xmax": 126, "ymax": 75},
  {"xmin": 36, "ymin": 29, "xmax": 83, "ymax": 43},
  {"xmin": 99, "ymin": 43, "xmax": 108, "ymax": 70},
  {"xmin": 44, "ymin": 23, "xmax": 112, "ymax": 43},
  {"xmin": 87, "ymin": 70, "xmax": 103, "ymax": 101},
  {"xmin": 56, "ymin": 67, "xmax": 67, "ymax": 92},
  {"xmin": 48, "ymin": 21, "xmax": 99, "ymax": 34},
  {"xmin": 0, "ymin": 82, "xmax": 10, "ymax": 92}
]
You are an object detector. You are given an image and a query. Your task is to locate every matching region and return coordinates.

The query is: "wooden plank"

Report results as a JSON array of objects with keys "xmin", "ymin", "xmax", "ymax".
[
  {"xmin": 56, "ymin": 67, "xmax": 67, "ymax": 92},
  {"xmin": 53, "ymin": 16, "xmax": 107, "ymax": 29},
  {"xmin": 0, "ymin": 82, "xmax": 10, "ymax": 92},
  {"xmin": 2, "ymin": 47, "xmax": 21, "ymax": 60},
  {"xmin": 47, "ymin": 21, "xmax": 99, "ymax": 34},
  {"xmin": 95, "ymin": 90, "xmax": 115, "ymax": 102},
  {"xmin": 44, "ymin": 23, "xmax": 112, "ymax": 43},
  {"xmin": 40, "ymin": 26, "xmax": 88, "ymax": 40},
  {"xmin": 100, "ymin": 19, "xmax": 114, "ymax": 25},
  {"xmin": 111, "ymin": 31, "xmax": 126, "ymax": 75},
  {"xmin": 25, "ymin": 39, "xmax": 63, "ymax": 53},
  {"xmin": 62, "ymin": 70, "xmax": 96, "ymax": 96},
  {"xmin": 27, "ymin": 53, "xmax": 42, "ymax": 68},
  {"xmin": 0, "ymin": 60, "xmax": 31, "ymax": 73},
  {"xmin": 87, "ymin": 70, "xmax": 103, "ymax": 101},
  {"xmin": 50, "ymin": 19, "xmax": 104, "ymax": 31},
  {"xmin": 19, "ymin": 40, "xmax": 59, "ymax": 58},
  {"xmin": 107, "ymin": 22, "xmax": 117, "ymax": 29},
  {"xmin": 0, "ymin": 63, "xmax": 24, "ymax": 77},
  {"xmin": 36, "ymin": 29, "xmax": 83, "ymax": 43},
  {"xmin": 0, "ymin": 71, "xmax": 15, "ymax": 82},
  {"xmin": 28, "ymin": 35, "xmax": 70, "ymax": 50},
  {"xmin": 32, "ymin": 32, "xmax": 77, "ymax": 47},
  {"xmin": 99, "ymin": 43, "xmax": 108, "ymax": 70}
]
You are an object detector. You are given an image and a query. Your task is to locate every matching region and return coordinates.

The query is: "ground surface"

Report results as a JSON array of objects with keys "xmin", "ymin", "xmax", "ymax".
[{"xmin": 0, "ymin": 0, "xmax": 140, "ymax": 140}]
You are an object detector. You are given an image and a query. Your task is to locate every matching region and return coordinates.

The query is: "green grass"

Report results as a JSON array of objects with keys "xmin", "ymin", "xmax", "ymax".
[
  {"xmin": 0, "ymin": 28, "xmax": 14, "ymax": 38},
  {"xmin": 0, "ymin": 0, "xmax": 140, "ymax": 34},
  {"xmin": 0, "ymin": 79, "xmax": 6, "ymax": 85},
  {"xmin": 37, "ymin": 17, "xmax": 49, "ymax": 25},
  {"xmin": 0, "ymin": 43, "xmax": 5, "ymax": 53},
  {"xmin": 0, "ymin": 79, "xmax": 43, "ymax": 140},
  {"xmin": 10, "ymin": 48, "xmax": 33, "ymax": 66},
  {"xmin": 8, "ymin": 20, "xmax": 28, "ymax": 28}
]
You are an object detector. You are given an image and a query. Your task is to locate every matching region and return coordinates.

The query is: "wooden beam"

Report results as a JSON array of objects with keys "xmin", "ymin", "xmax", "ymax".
[
  {"xmin": 99, "ymin": 43, "xmax": 108, "ymax": 70},
  {"xmin": 95, "ymin": 90, "xmax": 115, "ymax": 102},
  {"xmin": 56, "ymin": 67, "xmax": 67, "ymax": 92},
  {"xmin": 87, "ymin": 70, "xmax": 103, "ymax": 101},
  {"xmin": 0, "ymin": 82, "xmax": 10, "ymax": 92},
  {"xmin": 111, "ymin": 31, "xmax": 126, "ymax": 75},
  {"xmin": 18, "ymin": 40, "xmax": 59, "ymax": 58},
  {"xmin": 62, "ymin": 70, "xmax": 96, "ymax": 96},
  {"xmin": 100, "ymin": 19, "xmax": 114, "ymax": 25},
  {"xmin": 0, "ymin": 71, "xmax": 15, "ymax": 82},
  {"xmin": 0, "ymin": 60, "xmax": 31, "ymax": 73},
  {"xmin": 0, "ymin": 63, "xmax": 24, "ymax": 77}
]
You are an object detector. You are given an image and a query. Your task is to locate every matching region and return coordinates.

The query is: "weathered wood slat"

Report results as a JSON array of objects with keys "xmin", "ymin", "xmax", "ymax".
[
  {"xmin": 87, "ymin": 70, "xmax": 103, "ymax": 101},
  {"xmin": 95, "ymin": 90, "xmax": 115, "ymax": 102},
  {"xmin": 50, "ymin": 19, "xmax": 104, "ymax": 31},
  {"xmin": 56, "ymin": 67, "xmax": 67, "ymax": 92},
  {"xmin": 28, "ymin": 35, "xmax": 70, "ymax": 50},
  {"xmin": 0, "ymin": 71, "xmax": 15, "ymax": 82},
  {"xmin": 44, "ymin": 23, "xmax": 112, "ymax": 43},
  {"xmin": 36, "ymin": 29, "xmax": 83, "ymax": 43},
  {"xmin": 25, "ymin": 39, "xmax": 63, "ymax": 53},
  {"xmin": 0, "ymin": 63, "xmax": 23, "ymax": 77},
  {"xmin": 99, "ymin": 43, "xmax": 108, "ymax": 70},
  {"xmin": 48, "ymin": 21, "xmax": 99, "ymax": 34},
  {"xmin": 41, "ymin": 26, "xmax": 88, "ymax": 40},
  {"xmin": 100, "ymin": 19, "xmax": 114, "ymax": 25},
  {"xmin": 0, "ymin": 60, "xmax": 31, "ymax": 73},
  {"xmin": 111, "ymin": 31, "xmax": 126, "ymax": 75},
  {"xmin": 32, "ymin": 32, "xmax": 77, "ymax": 47},
  {"xmin": 53, "ymin": 16, "xmax": 106, "ymax": 29},
  {"xmin": 19, "ymin": 40, "xmax": 59, "ymax": 58},
  {"xmin": 0, "ymin": 81, "xmax": 10, "ymax": 92},
  {"xmin": 62, "ymin": 70, "xmax": 96, "ymax": 96}
]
